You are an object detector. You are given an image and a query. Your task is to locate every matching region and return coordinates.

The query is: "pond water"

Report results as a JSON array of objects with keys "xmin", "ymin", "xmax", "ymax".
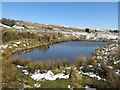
[{"xmin": 12, "ymin": 41, "xmax": 110, "ymax": 61}]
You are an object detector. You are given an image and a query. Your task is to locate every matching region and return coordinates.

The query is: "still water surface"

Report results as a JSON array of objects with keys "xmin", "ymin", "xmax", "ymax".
[{"xmin": 12, "ymin": 41, "xmax": 110, "ymax": 61}]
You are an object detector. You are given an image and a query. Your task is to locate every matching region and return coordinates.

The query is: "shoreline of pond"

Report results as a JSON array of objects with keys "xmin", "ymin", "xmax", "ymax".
[
  {"xmin": 11, "ymin": 40, "xmax": 112, "ymax": 61},
  {"xmin": 2, "ymin": 37, "xmax": 114, "ymax": 60}
]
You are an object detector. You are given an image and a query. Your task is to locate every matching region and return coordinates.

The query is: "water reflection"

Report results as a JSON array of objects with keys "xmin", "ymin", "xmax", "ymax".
[
  {"xmin": 38, "ymin": 46, "xmax": 50, "ymax": 53},
  {"xmin": 12, "ymin": 41, "xmax": 110, "ymax": 61}
]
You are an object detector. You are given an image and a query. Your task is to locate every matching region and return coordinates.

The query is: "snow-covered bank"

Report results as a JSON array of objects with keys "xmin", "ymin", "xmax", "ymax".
[{"xmin": 95, "ymin": 43, "xmax": 118, "ymax": 61}]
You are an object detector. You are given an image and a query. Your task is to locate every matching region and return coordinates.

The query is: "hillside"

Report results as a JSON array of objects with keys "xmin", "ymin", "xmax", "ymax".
[
  {"xmin": 0, "ymin": 18, "xmax": 119, "ymax": 44},
  {"xmin": 1, "ymin": 18, "xmax": 120, "ymax": 89}
]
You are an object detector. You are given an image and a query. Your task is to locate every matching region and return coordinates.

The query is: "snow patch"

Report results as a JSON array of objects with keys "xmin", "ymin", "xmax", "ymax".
[
  {"xmin": 31, "ymin": 70, "xmax": 69, "ymax": 81},
  {"xmin": 88, "ymin": 65, "xmax": 93, "ymax": 68},
  {"xmin": 68, "ymin": 85, "xmax": 71, "ymax": 88},
  {"xmin": 23, "ymin": 83, "xmax": 30, "ymax": 88},
  {"xmin": 107, "ymin": 66, "xmax": 113, "ymax": 69},
  {"xmin": 17, "ymin": 65, "xmax": 24, "ymax": 68},
  {"xmin": 0, "ymin": 23, "xmax": 12, "ymax": 28},
  {"xmin": 34, "ymin": 83, "xmax": 41, "ymax": 88},
  {"xmin": 0, "ymin": 45, "xmax": 8, "ymax": 49},
  {"xmin": 78, "ymin": 70, "xmax": 102, "ymax": 80},
  {"xmin": 114, "ymin": 60, "xmax": 120, "ymax": 64},
  {"xmin": 13, "ymin": 25, "xmax": 25, "ymax": 29},
  {"xmin": 65, "ymin": 67, "xmax": 71, "ymax": 69},
  {"xmin": 16, "ymin": 42, "xmax": 22, "ymax": 44},
  {"xmin": 22, "ymin": 70, "xmax": 29, "ymax": 75},
  {"xmin": 74, "ymin": 67, "xmax": 77, "ymax": 70},
  {"xmin": 115, "ymin": 70, "xmax": 120, "ymax": 75},
  {"xmin": 13, "ymin": 44, "xmax": 18, "ymax": 47},
  {"xmin": 84, "ymin": 85, "xmax": 96, "ymax": 90}
]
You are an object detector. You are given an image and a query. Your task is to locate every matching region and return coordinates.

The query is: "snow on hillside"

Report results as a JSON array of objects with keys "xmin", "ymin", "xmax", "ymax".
[
  {"xmin": 0, "ymin": 20, "xmax": 119, "ymax": 41},
  {"xmin": 0, "ymin": 23, "xmax": 12, "ymax": 28},
  {"xmin": 0, "ymin": 23, "xmax": 25, "ymax": 29},
  {"xmin": 61, "ymin": 31, "xmax": 118, "ymax": 40},
  {"xmin": 13, "ymin": 25, "xmax": 25, "ymax": 29}
]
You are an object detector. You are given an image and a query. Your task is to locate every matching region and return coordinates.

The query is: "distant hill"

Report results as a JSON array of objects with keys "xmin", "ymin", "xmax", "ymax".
[{"xmin": 0, "ymin": 18, "xmax": 116, "ymax": 33}]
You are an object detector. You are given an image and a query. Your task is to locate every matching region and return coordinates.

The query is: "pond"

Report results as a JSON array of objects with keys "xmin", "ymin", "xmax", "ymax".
[{"xmin": 12, "ymin": 41, "xmax": 110, "ymax": 61}]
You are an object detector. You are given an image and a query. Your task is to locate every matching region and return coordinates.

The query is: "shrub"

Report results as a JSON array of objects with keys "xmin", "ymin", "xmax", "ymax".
[
  {"xmin": 28, "ymin": 61, "xmax": 43, "ymax": 72},
  {"xmin": 11, "ymin": 58, "xmax": 32, "ymax": 66},
  {"xmin": 2, "ymin": 58, "xmax": 24, "ymax": 88},
  {"xmin": 85, "ymin": 28, "xmax": 90, "ymax": 33},
  {"xmin": 81, "ymin": 65, "xmax": 93, "ymax": 73},
  {"xmin": 116, "ymin": 47, "xmax": 120, "ymax": 59},
  {"xmin": 62, "ymin": 60, "xmax": 70, "ymax": 67},
  {"xmin": 41, "ymin": 35, "xmax": 51, "ymax": 41},
  {"xmin": 87, "ymin": 57, "xmax": 96, "ymax": 65},
  {"xmin": 75, "ymin": 57, "xmax": 88, "ymax": 68},
  {"xmin": 43, "ymin": 60, "xmax": 53, "ymax": 70},
  {"xmin": 92, "ymin": 80, "xmax": 109, "ymax": 88},
  {"xmin": 53, "ymin": 60, "xmax": 62, "ymax": 69}
]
